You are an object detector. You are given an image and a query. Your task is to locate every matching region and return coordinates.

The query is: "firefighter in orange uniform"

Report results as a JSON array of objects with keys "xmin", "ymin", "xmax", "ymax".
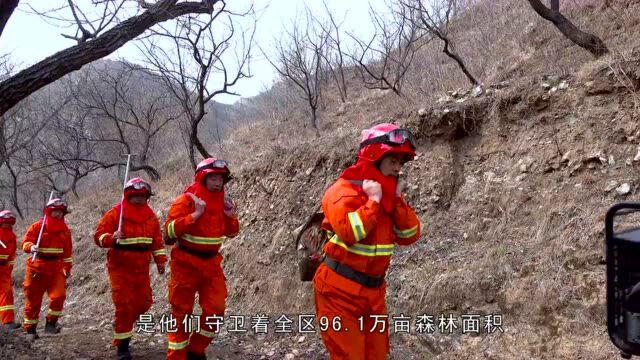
[
  {"xmin": 22, "ymin": 198, "xmax": 73, "ymax": 340},
  {"xmin": 164, "ymin": 158, "xmax": 239, "ymax": 360},
  {"xmin": 314, "ymin": 123, "xmax": 422, "ymax": 360},
  {"xmin": 94, "ymin": 177, "xmax": 167, "ymax": 360},
  {"xmin": 0, "ymin": 210, "xmax": 20, "ymax": 330}
]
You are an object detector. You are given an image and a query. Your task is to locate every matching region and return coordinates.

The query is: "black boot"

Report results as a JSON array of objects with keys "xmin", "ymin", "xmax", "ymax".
[
  {"xmin": 44, "ymin": 320, "xmax": 61, "ymax": 334},
  {"xmin": 186, "ymin": 351, "xmax": 207, "ymax": 360},
  {"xmin": 117, "ymin": 338, "xmax": 132, "ymax": 360},
  {"xmin": 26, "ymin": 327, "xmax": 39, "ymax": 341}
]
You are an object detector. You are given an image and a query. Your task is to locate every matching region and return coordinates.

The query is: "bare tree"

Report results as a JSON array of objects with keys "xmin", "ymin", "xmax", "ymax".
[
  {"xmin": 266, "ymin": 13, "xmax": 327, "ymax": 132},
  {"xmin": 0, "ymin": 86, "xmax": 71, "ymax": 216},
  {"xmin": 347, "ymin": 3, "xmax": 425, "ymax": 96},
  {"xmin": 36, "ymin": 110, "xmax": 106, "ymax": 197},
  {"xmin": 527, "ymin": 0, "xmax": 609, "ymax": 57},
  {"xmin": 141, "ymin": 5, "xmax": 254, "ymax": 168},
  {"xmin": 33, "ymin": 98, "xmax": 164, "ymax": 197},
  {"xmin": 68, "ymin": 62, "xmax": 181, "ymax": 180},
  {"xmin": 311, "ymin": 0, "xmax": 348, "ymax": 103},
  {"xmin": 400, "ymin": 0, "xmax": 478, "ymax": 86},
  {"xmin": 0, "ymin": 0, "xmax": 226, "ymax": 118},
  {"xmin": 6, "ymin": 60, "xmax": 183, "ymax": 200}
]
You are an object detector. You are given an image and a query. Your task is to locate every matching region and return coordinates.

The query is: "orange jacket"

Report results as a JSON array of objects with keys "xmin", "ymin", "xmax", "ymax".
[
  {"xmin": 164, "ymin": 194, "xmax": 239, "ymax": 253},
  {"xmin": 22, "ymin": 220, "xmax": 72, "ymax": 273},
  {"xmin": 0, "ymin": 228, "xmax": 16, "ymax": 266},
  {"xmin": 321, "ymin": 178, "xmax": 421, "ymax": 277},
  {"xmin": 94, "ymin": 208, "xmax": 167, "ymax": 267}
]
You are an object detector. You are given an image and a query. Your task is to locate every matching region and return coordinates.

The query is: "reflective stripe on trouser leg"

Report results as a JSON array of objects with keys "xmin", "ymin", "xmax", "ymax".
[
  {"xmin": 167, "ymin": 313, "xmax": 191, "ymax": 359},
  {"xmin": 167, "ymin": 253, "xmax": 198, "ymax": 360},
  {"xmin": 189, "ymin": 272, "xmax": 227, "ymax": 355},
  {"xmin": 109, "ymin": 266, "xmax": 153, "ymax": 346},
  {"xmin": 0, "ymin": 266, "xmax": 15, "ymax": 324},
  {"xmin": 23, "ymin": 267, "xmax": 47, "ymax": 330},
  {"xmin": 45, "ymin": 271, "xmax": 66, "ymax": 323}
]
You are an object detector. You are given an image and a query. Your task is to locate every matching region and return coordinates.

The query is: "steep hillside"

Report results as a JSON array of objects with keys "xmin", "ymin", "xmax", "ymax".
[{"xmin": 3, "ymin": 0, "xmax": 640, "ymax": 359}]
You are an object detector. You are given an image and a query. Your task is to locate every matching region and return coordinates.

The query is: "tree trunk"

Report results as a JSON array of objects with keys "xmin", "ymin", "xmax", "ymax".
[
  {"xmin": 191, "ymin": 109, "xmax": 211, "ymax": 164},
  {"xmin": 442, "ymin": 37, "xmax": 479, "ymax": 86},
  {"xmin": 309, "ymin": 105, "xmax": 318, "ymax": 131},
  {"xmin": 338, "ymin": 66, "xmax": 348, "ymax": 101},
  {"xmin": 0, "ymin": 0, "xmax": 217, "ymax": 117},
  {"xmin": 0, "ymin": 118, "xmax": 5, "ymax": 170},
  {"xmin": 527, "ymin": 0, "xmax": 609, "ymax": 58},
  {"xmin": 6, "ymin": 161, "xmax": 23, "ymax": 218},
  {"xmin": 189, "ymin": 143, "xmax": 197, "ymax": 170},
  {"xmin": 0, "ymin": 0, "xmax": 18, "ymax": 39}
]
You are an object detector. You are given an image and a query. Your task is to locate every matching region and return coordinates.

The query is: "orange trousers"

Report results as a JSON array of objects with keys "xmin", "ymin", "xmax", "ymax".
[
  {"xmin": 313, "ymin": 264, "xmax": 390, "ymax": 360},
  {"xmin": 108, "ymin": 266, "xmax": 152, "ymax": 346},
  {"xmin": 167, "ymin": 248, "xmax": 227, "ymax": 360},
  {"xmin": 0, "ymin": 264, "xmax": 15, "ymax": 324},
  {"xmin": 22, "ymin": 264, "xmax": 66, "ymax": 330}
]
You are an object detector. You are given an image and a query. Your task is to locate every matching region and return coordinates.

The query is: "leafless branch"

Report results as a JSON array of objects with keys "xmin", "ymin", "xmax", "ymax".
[
  {"xmin": 263, "ymin": 9, "xmax": 327, "ymax": 133},
  {"xmin": 140, "ymin": 4, "xmax": 255, "ymax": 167},
  {"xmin": 346, "ymin": 2, "xmax": 426, "ymax": 95},
  {"xmin": 399, "ymin": 0, "xmax": 478, "ymax": 86},
  {"xmin": 0, "ymin": 0, "xmax": 222, "ymax": 117},
  {"xmin": 526, "ymin": 0, "xmax": 609, "ymax": 57}
]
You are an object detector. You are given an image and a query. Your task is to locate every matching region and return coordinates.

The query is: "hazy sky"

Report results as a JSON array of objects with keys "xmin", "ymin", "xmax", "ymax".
[{"xmin": 1, "ymin": 0, "xmax": 387, "ymax": 104}]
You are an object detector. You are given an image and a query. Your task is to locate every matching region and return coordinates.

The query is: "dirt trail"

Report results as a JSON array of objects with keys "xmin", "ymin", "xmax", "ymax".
[
  {"xmin": 1, "ymin": 321, "xmax": 437, "ymax": 359},
  {"xmin": 0, "ymin": 324, "xmax": 329, "ymax": 359}
]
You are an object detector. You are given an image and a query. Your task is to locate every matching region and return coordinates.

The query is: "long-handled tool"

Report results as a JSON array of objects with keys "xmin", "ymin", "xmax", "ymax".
[
  {"xmin": 117, "ymin": 154, "xmax": 135, "ymax": 234},
  {"xmin": 32, "ymin": 191, "xmax": 56, "ymax": 261}
]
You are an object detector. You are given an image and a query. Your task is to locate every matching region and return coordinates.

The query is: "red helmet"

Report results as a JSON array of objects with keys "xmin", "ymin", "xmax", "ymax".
[
  {"xmin": 358, "ymin": 123, "xmax": 416, "ymax": 162},
  {"xmin": 0, "ymin": 210, "xmax": 16, "ymax": 225},
  {"xmin": 124, "ymin": 177, "xmax": 153, "ymax": 198},
  {"xmin": 45, "ymin": 198, "xmax": 69, "ymax": 215},
  {"xmin": 195, "ymin": 158, "xmax": 231, "ymax": 185}
]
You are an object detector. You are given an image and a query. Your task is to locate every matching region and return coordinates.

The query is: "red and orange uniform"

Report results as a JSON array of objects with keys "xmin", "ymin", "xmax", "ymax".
[
  {"xmin": 314, "ymin": 124, "xmax": 422, "ymax": 360},
  {"xmin": 164, "ymin": 158, "xmax": 239, "ymax": 360},
  {"xmin": 0, "ymin": 210, "xmax": 18, "ymax": 326},
  {"xmin": 94, "ymin": 177, "xmax": 167, "ymax": 350},
  {"xmin": 22, "ymin": 198, "xmax": 73, "ymax": 334}
]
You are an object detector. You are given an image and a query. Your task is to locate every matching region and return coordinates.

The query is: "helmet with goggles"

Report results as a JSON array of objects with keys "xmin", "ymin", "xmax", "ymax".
[
  {"xmin": 195, "ymin": 158, "xmax": 231, "ymax": 185},
  {"xmin": 0, "ymin": 210, "xmax": 16, "ymax": 225},
  {"xmin": 124, "ymin": 177, "xmax": 153, "ymax": 198},
  {"xmin": 45, "ymin": 198, "xmax": 69, "ymax": 215},
  {"xmin": 358, "ymin": 123, "xmax": 416, "ymax": 163}
]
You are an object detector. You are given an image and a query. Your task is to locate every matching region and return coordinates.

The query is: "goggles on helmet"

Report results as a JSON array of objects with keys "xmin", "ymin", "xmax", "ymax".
[
  {"xmin": 47, "ymin": 199, "xmax": 68, "ymax": 208},
  {"xmin": 0, "ymin": 212, "xmax": 15, "ymax": 220},
  {"xmin": 128, "ymin": 181, "xmax": 151, "ymax": 191},
  {"xmin": 198, "ymin": 159, "xmax": 229, "ymax": 172},
  {"xmin": 359, "ymin": 128, "xmax": 416, "ymax": 150}
]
